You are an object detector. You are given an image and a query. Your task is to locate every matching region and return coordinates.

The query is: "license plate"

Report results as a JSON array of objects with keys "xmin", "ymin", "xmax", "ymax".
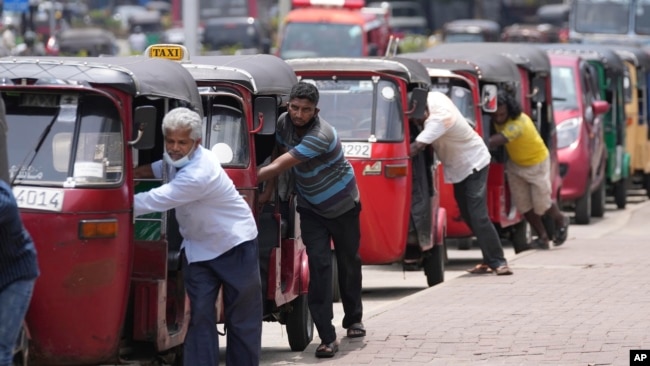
[
  {"xmin": 12, "ymin": 187, "xmax": 64, "ymax": 212},
  {"xmin": 342, "ymin": 142, "xmax": 372, "ymax": 158}
]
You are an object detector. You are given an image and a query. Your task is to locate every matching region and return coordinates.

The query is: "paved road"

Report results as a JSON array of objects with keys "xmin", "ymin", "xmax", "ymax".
[{"xmin": 255, "ymin": 193, "xmax": 650, "ymax": 365}]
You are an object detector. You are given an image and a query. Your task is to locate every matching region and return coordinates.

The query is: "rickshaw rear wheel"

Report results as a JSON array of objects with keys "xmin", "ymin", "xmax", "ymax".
[
  {"xmin": 574, "ymin": 179, "xmax": 592, "ymax": 225},
  {"xmin": 285, "ymin": 294, "xmax": 314, "ymax": 351},
  {"xmin": 423, "ymin": 242, "xmax": 445, "ymax": 287},
  {"xmin": 614, "ymin": 178, "xmax": 627, "ymax": 209},
  {"xmin": 511, "ymin": 219, "xmax": 531, "ymax": 254},
  {"xmin": 591, "ymin": 179, "xmax": 606, "ymax": 218}
]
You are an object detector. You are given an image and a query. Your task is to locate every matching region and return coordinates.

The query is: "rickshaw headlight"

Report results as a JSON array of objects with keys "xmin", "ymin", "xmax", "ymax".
[
  {"xmin": 556, "ymin": 118, "xmax": 581, "ymax": 149},
  {"xmin": 79, "ymin": 219, "xmax": 118, "ymax": 239}
]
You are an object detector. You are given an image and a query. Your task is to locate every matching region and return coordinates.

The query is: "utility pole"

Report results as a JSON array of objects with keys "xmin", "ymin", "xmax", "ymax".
[{"xmin": 183, "ymin": 0, "xmax": 199, "ymax": 56}]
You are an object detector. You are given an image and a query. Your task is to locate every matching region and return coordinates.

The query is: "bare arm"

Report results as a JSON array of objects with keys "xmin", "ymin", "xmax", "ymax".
[
  {"xmin": 257, "ymin": 151, "xmax": 301, "ymax": 183},
  {"xmin": 134, "ymin": 164, "xmax": 154, "ymax": 179},
  {"xmin": 489, "ymin": 133, "xmax": 508, "ymax": 150},
  {"xmin": 409, "ymin": 141, "xmax": 429, "ymax": 158}
]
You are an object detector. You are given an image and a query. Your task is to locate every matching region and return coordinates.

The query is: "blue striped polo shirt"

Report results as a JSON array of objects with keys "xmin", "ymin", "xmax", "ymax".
[{"xmin": 276, "ymin": 112, "xmax": 359, "ymax": 218}]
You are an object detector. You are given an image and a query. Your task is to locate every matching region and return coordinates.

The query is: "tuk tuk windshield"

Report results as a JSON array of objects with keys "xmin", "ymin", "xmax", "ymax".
[
  {"xmin": 279, "ymin": 23, "xmax": 363, "ymax": 59},
  {"xmin": 314, "ymin": 79, "xmax": 403, "ymax": 142},
  {"xmin": 573, "ymin": 0, "xmax": 630, "ymax": 34},
  {"xmin": 636, "ymin": 0, "xmax": 650, "ymax": 34},
  {"xmin": 551, "ymin": 67, "xmax": 580, "ymax": 110},
  {"xmin": 202, "ymin": 100, "xmax": 249, "ymax": 167},
  {"xmin": 444, "ymin": 33, "xmax": 486, "ymax": 43},
  {"xmin": 5, "ymin": 92, "xmax": 123, "ymax": 186}
]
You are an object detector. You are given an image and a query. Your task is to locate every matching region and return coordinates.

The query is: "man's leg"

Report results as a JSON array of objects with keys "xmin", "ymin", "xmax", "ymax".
[
  {"xmin": 0, "ymin": 279, "xmax": 35, "ymax": 365},
  {"xmin": 182, "ymin": 255, "xmax": 221, "ymax": 366},
  {"xmin": 327, "ymin": 203, "xmax": 363, "ymax": 330},
  {"xmin": 213, "ymin": 239, "xmax": 263, "ymax": 366},
  {"xmin": 461, "ymin": 167, "xmax": 507, "ymax": 269},
  {"xmin": 298, "ymin": 207, "xmax": 337, "ymax": 344},
  {"xmin": 454, "ymin": 174, "xmax": 488, "ymax": 262}
]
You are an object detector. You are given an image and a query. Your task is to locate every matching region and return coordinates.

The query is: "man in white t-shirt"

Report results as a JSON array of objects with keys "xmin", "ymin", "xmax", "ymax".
[{"xmin": 409, "ymin": 91, "xmax": 512, "ymax": 275}]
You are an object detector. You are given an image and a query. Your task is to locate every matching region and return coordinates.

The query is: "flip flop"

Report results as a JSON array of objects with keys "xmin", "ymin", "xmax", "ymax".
[
  {"xmin": 315, "ymin": 341, "xmax": 338, "ymax": 358},
  {"xmin": 346, "ymin": 322, "xmax": 366, "ymax": 338},
  {"xmin": 466, "ymin": 263, "xmax": 492, "ymax": 274},
  {"xmin": 554, "ymin": 216, "xmax": 570, "ymax": 245}
]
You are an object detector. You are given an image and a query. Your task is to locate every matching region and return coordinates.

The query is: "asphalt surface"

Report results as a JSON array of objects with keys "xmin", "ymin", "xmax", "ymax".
[{"xmin": 258, "ymin": 195, "xmax": 650, "ymax": 365}]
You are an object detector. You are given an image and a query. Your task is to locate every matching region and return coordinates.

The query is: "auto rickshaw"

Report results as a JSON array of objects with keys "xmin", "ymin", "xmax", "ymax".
[
  {"xmin": 608, "ymin": 45, "xmax": 650, "ymax": 198},
  {"xmin": 2, "ymin": 56, "xmax": 202, "ymax": 365},
  {"xmin": 143, "ymin": 45, "xmax": 314, "ymax": 351},
  {"xmin": 286, "ymin": 57, "xmax": 446, "ymax": 287},
  {"xmin": 129, "ymin": 11, "xmax": 163, "ymax": 47},
  {"xmin": 541, "ymin": 43, "xmax": 631, "ymax": 209},
  {"xmin": 47, "ymin": 27, "xmax": 119, "ymax": 56},
  {"xmin": 441, "ymin": 19, "xmax": 501, "ymax": 43},
  {"xmin": 402, "ymin": 51, "xmax": 532, "ymax": 253},
  {"xmin": 547, "ymin": 52, "xmax": 610, "ymax": 224},
  {"xmin": 426, "ymin": 42, "xmax": 564, "ymax": 242}
]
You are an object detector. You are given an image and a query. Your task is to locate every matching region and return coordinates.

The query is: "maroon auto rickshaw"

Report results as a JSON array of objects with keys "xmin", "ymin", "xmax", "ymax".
[
  {"xmin": 286, "ymin": 57, "xmax": 448, "ymax": 287},
  {"xmin": 402, "ymin": 51, "xmax": 532, "ymax": 252},
  {"xmin": 427, "ymin": 42, "xmax": 564, "ymax": 245},
  {"xmin": 3, "ymin": 56, "xmax": 201, "ymax": 364}
]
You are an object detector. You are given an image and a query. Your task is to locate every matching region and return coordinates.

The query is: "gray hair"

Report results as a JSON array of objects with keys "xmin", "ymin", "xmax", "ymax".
[{"xmin": 162, "ymin": 107, "xmax": 202, "ymax": 140}]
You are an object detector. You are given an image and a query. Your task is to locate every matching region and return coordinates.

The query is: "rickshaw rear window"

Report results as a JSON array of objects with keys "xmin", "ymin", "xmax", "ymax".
[
  {"xmin": 203, "ymin": 99, "xmax": 249, "ymax": 167},
  {"xmin": 312, "ymin": 79, "xmax": 404, "ymax": 142},
  {"xmin": 5, "ymin": 92, "xmax": 123, "ymax": 186}
]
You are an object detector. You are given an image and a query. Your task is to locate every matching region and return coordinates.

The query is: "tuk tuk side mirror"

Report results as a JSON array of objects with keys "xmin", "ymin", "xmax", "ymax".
[
  {"xmin": 481, "ymin": 84, "xmax": 498, "ymax": 113},
  {"xmin": 260, "ymin": 38, "xmax": 271, "ymax": 54},
  {"xmin": 531, "ymin": 77, "xmax": 546, "ymax": 103},
  {"xmin": 408, "ymin": 88, "xmax": 428, "ymax": 119},
  {"xmin": 129, "ymin": 106, "xmax": 157, "ymax": 150},
  {"xmin": 254, "ymin": 96, "xmax": 278, "ymax": 135},
  {"xmin": 592, "ymin": 100, "xmax": 610, "ymax": 116}
]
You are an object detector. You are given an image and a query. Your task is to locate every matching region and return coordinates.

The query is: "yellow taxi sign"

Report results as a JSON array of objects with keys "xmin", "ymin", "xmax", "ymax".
[{"xmin": 144, "ymin": 44, "xmax": 189, "ymax": 62}]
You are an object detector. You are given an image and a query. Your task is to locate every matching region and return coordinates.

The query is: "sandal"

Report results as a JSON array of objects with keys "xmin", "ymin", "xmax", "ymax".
[
  {"xmin": 466, "ymin": 263, "xmax": 492, "ymax": 274},
  {"xmin": 554, "ymin": 216, "xmax": 570, "ymax": 245},
  {"xmin": 315, "ymin": 341, "xmax": 338, "ymax": 358},
  {"xmin": 346, "ymin": 322, "xmax": 366, "ymax": 338}
]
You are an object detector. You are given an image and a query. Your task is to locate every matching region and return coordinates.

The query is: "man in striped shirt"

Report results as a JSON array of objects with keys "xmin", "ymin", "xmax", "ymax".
[{"xmin": 258, "ymin": 82, "xmax": 364, "ymax": 358}]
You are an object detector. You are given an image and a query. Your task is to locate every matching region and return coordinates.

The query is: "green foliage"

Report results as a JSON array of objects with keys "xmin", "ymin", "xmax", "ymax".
[{"xmin": 398, "ymin": 35, "xmax": 429, "ymax": 53}]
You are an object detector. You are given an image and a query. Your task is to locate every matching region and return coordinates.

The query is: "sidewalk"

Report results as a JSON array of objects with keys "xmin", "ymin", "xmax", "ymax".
[{"xmin": 282, "ymin": 199, "xmax": 650, "ymax": 365}]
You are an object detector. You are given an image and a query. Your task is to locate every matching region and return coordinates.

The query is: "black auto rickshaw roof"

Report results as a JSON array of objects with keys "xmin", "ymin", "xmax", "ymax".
[
  {"xmin": 605, "ymin": 45, "xmax": 650, "ymax": 70},
  {"xmin": 286, "ymin": 57, "xmax": 432, "ymax": 87},
  {"xmin": 536, "ymin": 3, "xmax": 570, "ymax": 25},
  {"xmin": 186, "ymin": 54, "xmax": 297, "ymax": 95},
  {"xmin": 539, "ymin": 43, "xmax": 626, "ymax": 75},
  {"xmin": 427, "ymin": 42, "xmax": 551, "ymax": 74},
  {"xmin": 401, "ymin": 51, "xmax": 521, "ymax": 83},
  {"xmin": 0, "ymin": 56, "xmax": 202, "ymax": 110}
]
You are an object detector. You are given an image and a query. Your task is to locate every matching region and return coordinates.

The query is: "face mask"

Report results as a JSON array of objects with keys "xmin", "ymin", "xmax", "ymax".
[{"xmin": 163, "ymin": 144, "xmax": 196, "ymax": 169}]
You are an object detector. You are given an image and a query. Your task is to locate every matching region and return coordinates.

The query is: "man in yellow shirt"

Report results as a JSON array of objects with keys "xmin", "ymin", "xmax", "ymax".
[{"xmin": 489, "ymin": 90, "xmax": 569, "ymax": 249}]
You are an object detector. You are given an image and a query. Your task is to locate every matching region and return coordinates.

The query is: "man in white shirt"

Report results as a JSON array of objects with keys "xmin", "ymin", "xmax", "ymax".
[
  {"xmin": 134, "ymin": 107, "xmax": 262, "ymax": 366},
  {"xmin": 410, "ymin": 91, "xmax": 512, "ymax": 275}
]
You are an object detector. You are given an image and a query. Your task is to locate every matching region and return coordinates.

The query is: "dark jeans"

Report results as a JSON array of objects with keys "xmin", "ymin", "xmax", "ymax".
[
  {"xmin": 182, "ymin": 239, "xmax": 262, "ymax": 366},
  {"xmin": 298, "ymin": 203, "xmax": 363, "ymax": 344},
  {"xmin": 0, "ymin": 279, "xmax": 35, "ymax": 366},
  {"xmin": 453, "ymin": 166, "xmax": 507, "ymax": 269}
]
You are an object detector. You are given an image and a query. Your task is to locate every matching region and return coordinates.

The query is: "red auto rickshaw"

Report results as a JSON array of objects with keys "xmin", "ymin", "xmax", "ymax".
[
  {"xmin": 174, "ymin": 51, "xmax": 314, "ymax": 351},
  {"xmin": 402, "ymin": 52, "xmax": 532, "ymax": 252},
  {"xmin": 3, "ymin": 56, "xmax": 201, "ymax": 364},
  {"xmin": 426, "ymin": 42, "xmax": 564, "ymax": 245},
  {"xmin": 287, "ymin": 57, "xmax": 448, "ymax": 287}
]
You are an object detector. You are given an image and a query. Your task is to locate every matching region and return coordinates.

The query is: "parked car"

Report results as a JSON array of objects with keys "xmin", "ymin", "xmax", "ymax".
[
  {"xmin": 202, "ymin": 16, "xmax": 271, "ymax": 54},
  {"xmin": 548, "ymin": 53, "xmax": 610, "ymax": 224}
]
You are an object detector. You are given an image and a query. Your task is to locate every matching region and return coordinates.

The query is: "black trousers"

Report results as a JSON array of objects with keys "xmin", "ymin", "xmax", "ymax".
[{"xmin": 298, "ymin": 203, "xmax": 363, "ymax": 344}]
